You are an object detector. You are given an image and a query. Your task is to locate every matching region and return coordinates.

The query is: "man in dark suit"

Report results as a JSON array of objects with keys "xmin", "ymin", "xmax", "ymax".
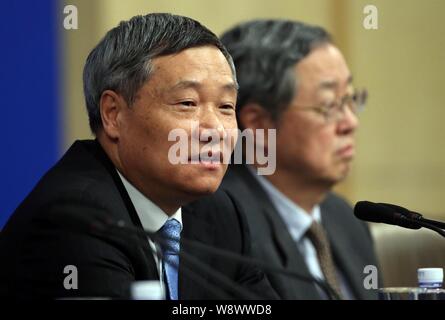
[
  {"xmin": 219, "ymin": 20, "xmax": 380, "ymax": 299},
  {"xmin": 0, "ymin": 13, "xmax": 274, "ymax": 300}
]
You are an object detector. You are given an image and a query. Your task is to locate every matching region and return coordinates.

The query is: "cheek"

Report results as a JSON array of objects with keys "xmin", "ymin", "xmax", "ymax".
[
  {"xmin": 309, "ymin": 130, "xmax": 337, "ymax": 163},
  {"xmin": 146, "ymin": 115, "xmax": 189, "ymax": 156},
  {"xmin": 318, "ymin": 127, "xmax": 337, "ymax": 150},
  {"xmin": 278, "ymin": 124, "xmax": 334, "ymax": 166},
  {"xmin": 120, "ymin": 118, "xmax": 153, "ymax": 159},
  {"xmin": 224, "ymin": 117, "xmax": 239, "ymax": 150},
  {"xmin": 225, "ymin": 116, "xmax": 238, "ymax": 129},
  {"xmin": 123, "ymin": 111, "xmax": 157, "ymax": 141}
]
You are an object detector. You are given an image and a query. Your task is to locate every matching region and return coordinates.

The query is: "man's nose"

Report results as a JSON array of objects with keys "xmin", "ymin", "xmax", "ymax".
[
  {"xmin": 337, "ymin": 106, "xmax": 359, "ymax": 134},
  {"xmin": 198, "ymin": 108, "xmax": 225, "ymax": 141}
]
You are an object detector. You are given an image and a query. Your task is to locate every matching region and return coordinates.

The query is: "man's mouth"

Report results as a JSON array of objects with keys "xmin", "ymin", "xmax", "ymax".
[
  {"xmin": 188, "ymin": 151, "xmax": 223, "ymax": 168},
  {"xmin": 337, "ymin": 144, "xmax": 355, "ymax": 158}
]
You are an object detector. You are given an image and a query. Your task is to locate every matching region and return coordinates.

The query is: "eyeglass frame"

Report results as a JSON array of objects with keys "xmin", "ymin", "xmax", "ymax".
[{"xmin": 292, "ymin": 88, "xmax": 368, "ymax": 122}]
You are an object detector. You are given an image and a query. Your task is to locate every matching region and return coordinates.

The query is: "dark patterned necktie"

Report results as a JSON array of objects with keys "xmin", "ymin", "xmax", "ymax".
[{"xmin": 306, "ymin": 221, "xmax": 343, "ymax": 299}]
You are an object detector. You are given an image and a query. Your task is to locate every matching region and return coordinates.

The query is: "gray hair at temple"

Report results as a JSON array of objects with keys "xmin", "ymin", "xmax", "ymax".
[
  {"xmin": 83, "ymin": 13, "xmax": 236, "ymax": 134},
  {"xmin": 220, "ymin": 19, "xmax": 331, "ymax": 125}
]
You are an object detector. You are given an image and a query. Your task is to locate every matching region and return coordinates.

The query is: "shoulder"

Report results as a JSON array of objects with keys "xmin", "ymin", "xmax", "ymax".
[
  {"xmin": 183, "ymin": 188, "xmax": 250, "ymax": 252},
  {"xmin": 323, "ymin": 192, "xmax": 353, "ymax": 208},
  {"xmin": 7, "ymin": 140, "xmax": 123, "ymax": 223},
  {"xmin": 0, "ymin": 140, "xmax": 139, "ymax": 298},
  {"xmin": 219, "ymin": 165, "xmax": 267, "ymax": 215},
  {"xmin": 322, "ymin": 192, "xmax": 374, "ymax": 242},
  {"xmin": 184, "ymin": 189, "xmax": 245, "ymax": 234},
  {"xmin": 322, "ymin": 192, "xmax": 358, "ymax": 221}
]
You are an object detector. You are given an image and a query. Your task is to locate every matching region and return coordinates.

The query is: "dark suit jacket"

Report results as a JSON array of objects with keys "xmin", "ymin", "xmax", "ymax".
[
  {"xmin": 0, "ymin": 140, "xmax": 274, "ymax": 300},
  {"xmin": 220, "ymin": 165, "xmax": 380, "ymax": 300}
]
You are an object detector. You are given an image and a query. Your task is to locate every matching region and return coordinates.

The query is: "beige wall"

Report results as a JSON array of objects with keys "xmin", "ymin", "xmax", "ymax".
[
  {"xmin": 63, "ymin": 0, "xmax": 445, "ymax": 218},
  {"xmin": 344, "ymin": 0, "xmax": 445, "ymax": 218}
]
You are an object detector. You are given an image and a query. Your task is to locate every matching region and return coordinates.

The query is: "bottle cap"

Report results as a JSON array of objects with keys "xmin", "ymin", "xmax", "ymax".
[
  {"xmin": 131, "ymin": 280, "xmax": 165, "ymax": 300},
  {"xmin": 418, "ymin": 268, "xmax": 443, "ymax": 288}
]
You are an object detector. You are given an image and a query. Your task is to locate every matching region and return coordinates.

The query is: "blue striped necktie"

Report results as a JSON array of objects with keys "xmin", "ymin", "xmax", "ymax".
[{"xmin": 157, "ymin": 219, "xmax": 181, "ymax": 300}]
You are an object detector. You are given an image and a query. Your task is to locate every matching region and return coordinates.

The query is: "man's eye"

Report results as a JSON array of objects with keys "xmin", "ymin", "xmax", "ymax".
[
  {"xmin": 179, "ymin": 101, "xmax": 196, "ymax": 107},
  {"xmin": 324, "ymin": 101, "xmax": 337, "ymax": 110},
  {"xmin": 219, "ymin": 104, "xmax": 235, "ymax": 112},
  {"xmin": 350, "ymin": 93, "xmax": 359, "ymax": 103}
]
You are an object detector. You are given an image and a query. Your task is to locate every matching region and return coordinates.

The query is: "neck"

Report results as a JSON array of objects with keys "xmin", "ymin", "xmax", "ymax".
[
  {"xmin": 97, "ymin": 134, "xmax": 181, "ymax": 216},
  {"xmin": 261, "ymin": 166, "xmax": 331, "ymax": 214}
]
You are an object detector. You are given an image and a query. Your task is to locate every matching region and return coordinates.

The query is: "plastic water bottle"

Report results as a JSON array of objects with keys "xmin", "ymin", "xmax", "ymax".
[
  {"xmin": 416, "ymin": 268, "xmax": 445, "ymax": 300},
  {"xmin": 378, "ymin": 268, "xmax": 444, "ymax": 300},
  {"xmin": 417, "ymin": 268, "xmax": 443, "ymax": 289}
]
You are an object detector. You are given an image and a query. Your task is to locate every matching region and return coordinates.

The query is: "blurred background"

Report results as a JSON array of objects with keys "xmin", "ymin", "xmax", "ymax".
[{"xmin": 1, "ymin": 0, "xmax": 444, "ymax": 288}]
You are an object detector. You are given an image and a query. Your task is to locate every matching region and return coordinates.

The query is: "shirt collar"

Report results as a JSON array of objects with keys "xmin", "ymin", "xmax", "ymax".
[
  {"xmin": 247, "ymin": 166, "xmax": 321, "ymax": 242},
  {"xmin": 116, "ymin": 170, "xmax": 182, "ymax": 233}
]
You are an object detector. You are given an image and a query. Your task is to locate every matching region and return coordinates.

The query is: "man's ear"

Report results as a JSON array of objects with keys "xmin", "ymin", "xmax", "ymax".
[
  {"xmin": 238, "ymin": 103, "xmax": 277, "ymax": 155},
  {"xmin": 238, "ymin": 103, "xmax": 275, "ymax": 130},
  {"xmin": 99, "ymin": 90, "xmax": 126, "ymax": 139}
]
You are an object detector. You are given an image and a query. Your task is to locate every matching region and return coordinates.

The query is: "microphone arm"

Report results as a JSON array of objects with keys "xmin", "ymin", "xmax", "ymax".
[
  {"xmin": 419, "ymin": 217, "xmax": 445, "ymax": 230},
  {"xmin": 413, "ymin": 218, "xmax": 445, "ymax": 238},
  {"xmin": 378, "ymin": 203, "xmax": 445, "ymax": 238}
]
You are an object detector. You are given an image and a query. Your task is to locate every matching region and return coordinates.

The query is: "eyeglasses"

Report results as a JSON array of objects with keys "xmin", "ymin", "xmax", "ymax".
[{"xmin": 294, "ymin": 89, "xmax": 368, "ymax": 122}]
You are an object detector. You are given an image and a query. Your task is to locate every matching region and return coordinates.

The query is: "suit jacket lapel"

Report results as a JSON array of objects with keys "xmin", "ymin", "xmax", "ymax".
[
  {"xmin": 179, "ymin": 205, "xmax": 216, "ymax": 299},
  {"xmin": 230, "ymin": 166, "xmax": 293, "ymax": 264},
  {"xmin": 87, "ymin": 139, "xmax": 159, "ymax": 280}
]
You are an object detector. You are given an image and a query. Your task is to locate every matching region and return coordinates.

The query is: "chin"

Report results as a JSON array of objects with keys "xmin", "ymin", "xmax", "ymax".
[
  {"xmin": 181, "ymin": 179, "xmax": 222, "ymax": 198},
  {"xmin": 332, "ymin": 169, "xmax": 350, "ymax": 183},
  {"xmin": 320, "ymin": 169, "xmax": 350, "ymax": 186},
  {"xmin": 172, "ymin": 166, "xmax": 225, "ymax": 198}
]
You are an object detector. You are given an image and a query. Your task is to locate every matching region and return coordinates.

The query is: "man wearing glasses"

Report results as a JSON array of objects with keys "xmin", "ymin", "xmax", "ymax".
[{"xmin": 219, "ymin": 19, "xmax": 380, "ymax": 299}]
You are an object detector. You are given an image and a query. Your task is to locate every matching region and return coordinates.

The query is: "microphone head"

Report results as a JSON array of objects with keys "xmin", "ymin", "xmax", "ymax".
[
  {"xmin": 377, "ymin": 202, "xmax": 423, "ymax": 220},
  {"xmin": 354, "ymin": 201, "xmax": 390, "ymax": 223},
  {"xmin": 354, "ymin": 201, "xmax": 421, "ymax": 230}
]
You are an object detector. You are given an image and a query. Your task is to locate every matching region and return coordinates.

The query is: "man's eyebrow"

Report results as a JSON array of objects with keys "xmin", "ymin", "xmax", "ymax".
[
  {"xmin": 318, "ymin": 74, "xmax": 353, "ymax": 90},
  {"xmin": 169, "ymin": 80, "xmax": 239, "ymax": 92}
]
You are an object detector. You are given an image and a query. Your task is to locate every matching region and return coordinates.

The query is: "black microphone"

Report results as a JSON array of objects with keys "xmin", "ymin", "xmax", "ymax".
[
  {"xmin": 354, "ymin": 201, "xmax": 421, "ymax": 229},
  {"xmin": 354, "ymin": 201, "xmax": 445, "ymax": 238}
]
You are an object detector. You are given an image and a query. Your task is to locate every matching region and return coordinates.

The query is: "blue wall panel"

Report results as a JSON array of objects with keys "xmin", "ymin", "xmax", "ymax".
[{"xmin": 0, "ymin": 1, "xmax": 60, "ymax": 227}]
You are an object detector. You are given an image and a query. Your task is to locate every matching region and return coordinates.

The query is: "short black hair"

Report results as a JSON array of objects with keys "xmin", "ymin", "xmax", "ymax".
[
  {"xmin": 83, "ymin": 13, "xmax": 235, "ymax": 133},
  {"xmin": 220, "ymin": 19, "xmax": 331, "ymax": 123}
]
